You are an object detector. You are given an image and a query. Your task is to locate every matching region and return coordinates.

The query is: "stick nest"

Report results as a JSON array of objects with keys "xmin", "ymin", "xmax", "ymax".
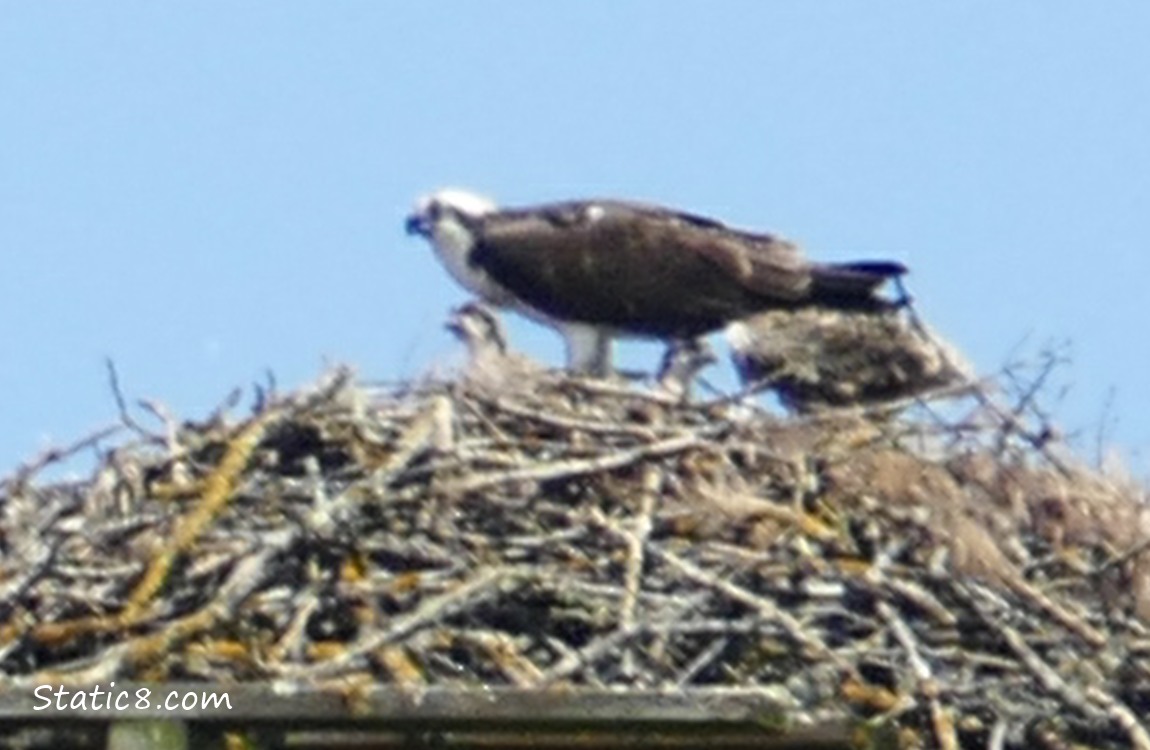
[{"xmin": 1, "ymin": 363, "xmax": 1149, "ymax": 749}]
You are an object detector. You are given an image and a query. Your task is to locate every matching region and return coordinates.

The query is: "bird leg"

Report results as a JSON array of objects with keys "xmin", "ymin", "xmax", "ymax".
[{"xmin": 562, "ymin": 324, "xmax": 613, "ymax": 377}]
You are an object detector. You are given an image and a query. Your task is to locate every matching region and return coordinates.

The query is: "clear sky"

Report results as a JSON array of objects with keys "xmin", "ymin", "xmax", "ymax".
[{"xmin": 3, "ymin": 3, "xmax": 1149, "ymax": 474}]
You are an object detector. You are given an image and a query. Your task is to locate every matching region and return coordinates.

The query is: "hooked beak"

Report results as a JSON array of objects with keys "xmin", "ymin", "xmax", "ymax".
[
  {"xmin": 405, "ymin": 212, "xmax": 430, "ymax": 237},
  {"xmin": 444, "ymin": 308, "xmax": 468, "ymax": 338}
]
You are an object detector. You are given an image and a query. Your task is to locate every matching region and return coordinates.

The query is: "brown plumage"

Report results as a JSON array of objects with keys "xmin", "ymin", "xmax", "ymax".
[
  {"xmin": 728, "ymin": 308, "xmax": 972, "ymax": 412},
  {"xmin": 407, "ymin": 189, "xmax": 906, "ymax": 376},
  {"xmin": 471, "ymin": 202, "xmax": 904, "ymax": 338}
]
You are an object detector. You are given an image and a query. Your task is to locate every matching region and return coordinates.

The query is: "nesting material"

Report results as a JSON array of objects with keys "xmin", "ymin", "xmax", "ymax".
[{"xmin": 0, "ymin": 365, "xmax": 1148, "ymax": 749}]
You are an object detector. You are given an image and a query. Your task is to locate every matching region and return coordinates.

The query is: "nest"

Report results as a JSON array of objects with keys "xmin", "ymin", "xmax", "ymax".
[{"xmin": 1, "ymin": 362, "xmax": 1149, "ymax": 749}]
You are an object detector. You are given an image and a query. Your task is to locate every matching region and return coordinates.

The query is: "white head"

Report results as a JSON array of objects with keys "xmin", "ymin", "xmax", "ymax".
[
  {"xmin": 406, "ymin": 188, "xmax": 509, "ymax": 302},
  {"xmin": 405, "ymin": 188, "xmax": 497, "ymax": 239}
]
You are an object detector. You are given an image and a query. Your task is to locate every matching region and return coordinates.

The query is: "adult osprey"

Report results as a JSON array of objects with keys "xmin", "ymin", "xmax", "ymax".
[{"xmin": 406, "ymin": 189, "xmax": 906, "ymax": 376}]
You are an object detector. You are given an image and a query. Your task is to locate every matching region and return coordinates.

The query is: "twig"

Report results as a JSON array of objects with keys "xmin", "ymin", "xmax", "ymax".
[
  {"xmin": 1000, "ymin": 576, "xmax": 1106, "ymax": 649},
  {"xmin": 279, "ymin": 566, "xmax": 522, "ymax": 681},
  {"xmin": 443, "ymin": 429, "xmax": 713, "ymax": 495},
  {"xmin": 654, "ymin": 548, "xmax": 856, "ymax": 678},
  {"xmin": 877, "ymin": 601, "xmax": 956, "ymax": 750},
  {"xmin": 620, "ymin": 467, "xmax": 660, "ymax": 632},
  {"xmin": 956, "ymin": 583, "xmax": 1104, "ymax": 723},
  {"xmin": 3, "ymin": 423, "xmax": 121, "ymax": 490},
  {"xmin": 1083, "ymin": 685, "xmax": 1150, "ymax": 750},
  {"xmin": 104, "ymin": 357, "xmax": 159, "ymax": 440}
]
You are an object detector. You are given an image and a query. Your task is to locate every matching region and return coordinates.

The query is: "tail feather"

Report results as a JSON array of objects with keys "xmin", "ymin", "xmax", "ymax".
[{"xmin": 810, "ymin": 260, "xmax": 908, "ymax": 310}]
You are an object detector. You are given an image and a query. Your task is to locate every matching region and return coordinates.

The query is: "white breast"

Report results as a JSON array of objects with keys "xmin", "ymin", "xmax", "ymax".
[{"xmin": 430, "ymin": 215, "xmax": 515, "ymax": 305}]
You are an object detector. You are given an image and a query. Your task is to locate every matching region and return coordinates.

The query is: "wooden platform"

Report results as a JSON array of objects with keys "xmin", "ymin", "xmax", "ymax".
[{"xmin": 0, "ymin": 686, "xmax": 854, "ymax": 749}]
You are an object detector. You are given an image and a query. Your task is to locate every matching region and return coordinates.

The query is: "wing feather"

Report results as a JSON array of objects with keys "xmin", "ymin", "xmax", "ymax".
[{"xmin": 472, "ymin": 202, "xmax": 812, "ymax": 337}]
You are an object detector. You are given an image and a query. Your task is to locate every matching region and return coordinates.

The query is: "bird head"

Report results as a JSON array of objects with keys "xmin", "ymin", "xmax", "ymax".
[
  {"xmin": 445, "ymin": 302, "xmax": 508, "ymax": 356},
  {"xmin": 405, "ymin": 188, "xmax": 497, "ymax": 238}
]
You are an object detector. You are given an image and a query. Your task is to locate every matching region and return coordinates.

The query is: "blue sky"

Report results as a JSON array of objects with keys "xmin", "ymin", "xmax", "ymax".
[{"xmin": 3, "ymin": 3, "xmax": 1149, "ymax": 474}]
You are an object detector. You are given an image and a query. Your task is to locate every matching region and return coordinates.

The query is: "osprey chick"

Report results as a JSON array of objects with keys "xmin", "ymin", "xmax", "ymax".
[
  {"xmin": 445, "ymin": 301, "xmax": 539, "ymax": 388},
  {"xmin": 727, "ymin": 308, "xmax": 972, "ymax": 412},
  {"xmin": 407, "ymin": 189, "xmax": 906, "ymax": 377}
]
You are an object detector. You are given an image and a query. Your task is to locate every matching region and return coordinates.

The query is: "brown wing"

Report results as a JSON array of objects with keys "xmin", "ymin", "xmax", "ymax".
[{"xmin": 472, "ymin": 201, "xmax": 812, "ymax": 338}]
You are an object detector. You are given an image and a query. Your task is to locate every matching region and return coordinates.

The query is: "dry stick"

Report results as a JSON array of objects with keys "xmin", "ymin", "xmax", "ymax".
[
  {"xmin": 880, "ymin": 578, "xmax": 959, "ymax": 628},
  {"xmin": 477, "ymin": 393, "xmax": 664, "ymax": 438},
  {"xmin": 645, "ymin": 617, "xmax": 764, "ymax": 637},
  {"xmin": 0, "ymin": 481, "xmax": 83, "ymax": 609},
  {"xmin": 998, "ymin": 349, "xmax": 1064, "ymax": 433},
  {"xmin": 621, "ymin": 467, "xmax": 660, "ymax": 631},
  {"xmin": 267, "ymin": 587, "xmax": 323, "ymax": 665},
  {"xmin": 876, "ymin": 602, "xmax": 932, "ymax": 687},
  {"xmin": 137, "ymin": 398, "xmax": 189, "ymax": 458},
  {"xmin": 33, "ymin": 372, "xmax": 353, "ymax": 645},
  {"xmin": 876, "ymin": 601, "xmax": 957, "ymax": 750},
  {"xmin": 2, "ymin": 424, "xmax": 121, "ymax": 490},
  {"xmin": 444, "ymin": 429, "xmax": 713, "ymax": 495},
  {"xmin": 0, "ymin": 533, "xmax": 62, "ymax": 660},
  {"xmin": 278, "ymin": 565, "xmax": 521, "ymax": 681},
  {"xmin": 104, "ymin": 357, "xmax": 161, "ymax": 441},
  {"xmin": 618, "ymin": 467, "xmax": 661, "ymax": 677},
  {"xmin": 966, "ymin": 370, "xmax": 1073, "ymax": 475},
  {"xmin": 674, "ymin": 636, "xmax": 731, "ymax": 688},
  {"xmin": 537, "ymin": 597, "xmax": 703, "ymax": 686},
  {"xmin": 457, "ymin": 630, "xmax": 546, "ymax": 687},
  {"xmin": 26, "ymin": 536, "xmax": 289, "ymax": 685},
  {"xmin": 1092, "ymin": 535, "xmax": 1150, "ymax": 577},
  {"xmin": 0, "ymin": 544, "xmax": 54, "ymax": 609},
  {"xmin": 315, "ymin": 396, "xmax": 453, "ymax": 529},
  {"xmin": 987, "ymin": 719, "xmax": 1009, "ymax": 750},
  {"xmin": 121, "ymin": 404, "xmax": 280, "ymax": 619},
  {"xmin": 1083, "ymin": 685, "xmax": 1150, "ymax": 750},
  {"xmin": 653, "ymin": 548, "xmax": 857, "ymax": 679},
  {"xmin": 204, "ymin": 386, "xmax": 245, "ymax": 427},
  {"xmin": 999, "ymin": 575, "xmax": 1106, "ymax": 650},
  {"xmin": 454, "ymin": 389, "xmax": 518, "ymax": 444},
  {"xmin": 559, "ymin": 375, "xmax": 684, "ymax": 406},
  {"xmin": 895, "ymin": 292, "xmax": 1059, "ymax": 449},
  {"xmin": 538, "ymin": 624, "xmax": 644, "ymax": 685},
  {"xmin": 375, "ymin": 395, "xmax": 453, "ymax": 477},
  {"xmin": 795, "ymin": 376, "xmax": 989, "ymax": 425},
  {"xmin": 953, "ymin": 584, "xmax": 1106, "ymax": 725}
]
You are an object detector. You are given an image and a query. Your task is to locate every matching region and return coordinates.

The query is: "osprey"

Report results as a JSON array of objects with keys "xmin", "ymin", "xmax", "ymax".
[
  {"xmin": 444, "ymin": 301, "xmax": 540, "ymax": 387},
  {"xmin": 446, "ymin": 301, "xmax": 509, "ymax": 366},
  {"xmin": 727, "ymin": 308, "xmax": 973, "ymax": 412},
  {"xmin": 406, "ymin": 188, "xmax": 907, "ymax": 376}
]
